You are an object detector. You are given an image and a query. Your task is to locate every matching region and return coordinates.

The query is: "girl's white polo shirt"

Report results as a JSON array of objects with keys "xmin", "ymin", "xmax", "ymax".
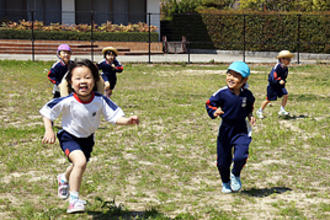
[{"xmin": 40, "ymin": 92, "xmax": 124, "ymax": 138}]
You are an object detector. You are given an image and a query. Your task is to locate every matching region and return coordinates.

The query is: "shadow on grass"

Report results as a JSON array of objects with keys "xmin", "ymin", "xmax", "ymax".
[
  {"xmin": 87, "ymin": 197, "xmax": 169, "ymax": 220},
  {"xmin": 241, "ymin": 187, "xmax": 292, "ymax": 198},
  {"xmin": 279, "ymin": 114, "xmax": 308, "ymax": 120}
]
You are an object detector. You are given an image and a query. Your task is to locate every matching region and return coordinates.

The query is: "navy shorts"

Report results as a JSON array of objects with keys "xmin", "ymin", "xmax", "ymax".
[
  {"xmin": 57, "ymin": 130, "xmax": 95, "ymax": 162},
  {"xmin": 101, "ymin": 73, "xmax": 117, "ymax": 90},
  {"xmin": 267, "ymin": 85, "xmax": 288, "ymax": 101}
]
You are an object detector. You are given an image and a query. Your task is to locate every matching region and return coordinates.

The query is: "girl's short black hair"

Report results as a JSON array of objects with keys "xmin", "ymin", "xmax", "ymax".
[{"xmin": 66, "ymin": 59, "xmax": 100, "ymax": 94}]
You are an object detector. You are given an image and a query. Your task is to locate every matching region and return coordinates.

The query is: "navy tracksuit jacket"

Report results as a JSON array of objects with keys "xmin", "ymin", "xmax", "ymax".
[{"xmin": 97, "ymin": 59, "xmax": 123, "ymax": 90}]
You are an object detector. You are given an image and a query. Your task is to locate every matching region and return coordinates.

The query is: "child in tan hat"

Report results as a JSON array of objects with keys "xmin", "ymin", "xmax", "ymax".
[
  {"xmin": 256, "ymin": 50, "xmax": 294, "ymax": 118},
  {"xmin": 97, "ymin": 47, "xmax": 123, "ymax": 98}
]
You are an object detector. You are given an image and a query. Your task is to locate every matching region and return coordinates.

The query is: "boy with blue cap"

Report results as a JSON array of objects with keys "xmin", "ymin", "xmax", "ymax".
[{"xmin": 206, "ymin": 61, "xmax": 256, "ymax": 193}]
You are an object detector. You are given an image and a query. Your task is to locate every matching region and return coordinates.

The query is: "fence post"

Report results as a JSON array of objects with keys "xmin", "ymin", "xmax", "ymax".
[
  {"xmin": 187, "ymin": 42, "xmax": 191, "ymax": 64},
  {"xmin": 31, "ymin": 10, "xmax": 35, "ymax": 62},
  {"xmin": 243, "ymin": 14, "xmax": 246, "ymax": 63},
  {"xmin": 148, "ymin": 12, "xmax": 151, "ymax": 64},
  {"xmin": 297, "ymin": 14, "xmax": 301, "ymax": 64},
  {"xmin": 91, "ymin": 10, "xmax": 94, "ymax": 62}
]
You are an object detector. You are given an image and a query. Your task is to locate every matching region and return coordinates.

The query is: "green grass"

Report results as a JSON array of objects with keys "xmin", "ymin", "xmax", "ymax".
[{"xmin": 0, "ymin": 60, "xmax": 329, "ymax": 219}]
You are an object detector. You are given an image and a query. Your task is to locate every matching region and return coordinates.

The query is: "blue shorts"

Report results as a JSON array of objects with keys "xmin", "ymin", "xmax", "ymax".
[
  {"xmin": 101, "ymin": 73, "xmax": 117, "ymax": 90},
  {"xmin": 57, "ymin": 130, "xmax": 95, "ymax": 162},
  {"xmin": 267, "ymin": 85, "xmax": 288, "ymax": 101}
]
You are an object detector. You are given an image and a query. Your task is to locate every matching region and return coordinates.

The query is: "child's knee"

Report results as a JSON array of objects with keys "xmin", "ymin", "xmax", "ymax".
[
  {"xmin": 233, "ymin": 147, "xmax": 249, "ymax": 162},
  {"xmin": 74, "ymin": 159, "xmax": 87, "ymax": 170},
  {"xmin": 233, "ymin": 154, "xmax": 248, "ymax": 163}
]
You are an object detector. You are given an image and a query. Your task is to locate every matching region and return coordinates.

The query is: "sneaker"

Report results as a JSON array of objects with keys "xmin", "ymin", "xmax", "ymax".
[
  {"xmin": 222, "ymin": 182, "xmax": 232, "ymax": 194},
  {"xmin": 57, "ymin": 174, "xmax": 69, "ymax": 200},
  {"xmin": 230, "ymin": 173, "xmax": 242, "ymax": 192},
  {"xmin": 67, "ymin": 199, "xmax": 86, "ymax": 214},
  {"xmin": 278, "ymin": 110, "xmax": 289, "ymax": 116},
  {"xmin": 256, "ymin": 110, "xmax": 264, "ymax": 119}
]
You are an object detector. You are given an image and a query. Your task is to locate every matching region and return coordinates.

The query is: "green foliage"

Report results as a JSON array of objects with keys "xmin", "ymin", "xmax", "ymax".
[
  {"xmin": 162, "ymin": 11, "xmax": 330, "ymax": 53},
  {"xmin": 239, "ymin": 0, "xmax": 329, "ymax": 11},
  {"xmin": 161, "ymin": 0, "xmax": 235, "ymax": 18},
  {"xmin": 1, "ymin": 20, "xmax": 158, "ymax": 32},
  {"xmin": 0, "ymin": 29, "xmax": 159, "ymax": 42}
]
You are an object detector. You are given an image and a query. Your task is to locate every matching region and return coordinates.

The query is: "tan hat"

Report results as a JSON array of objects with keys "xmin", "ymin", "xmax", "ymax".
[
  {"xmin": 277, "ymin": 50, "xmax": 294, "ymax": 59},
  {"xmin": 102, "ymin": 47, "xmax": 118, "ymax": 56},
  {"xmin": 58, "ymin": 72, "xmax": 105, "ymax": 97}
]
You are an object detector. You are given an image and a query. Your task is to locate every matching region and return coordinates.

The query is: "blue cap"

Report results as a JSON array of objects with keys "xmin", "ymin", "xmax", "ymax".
[{"xmin": 227, "ymin": 61, "xmax": 250, "ymax": 78}]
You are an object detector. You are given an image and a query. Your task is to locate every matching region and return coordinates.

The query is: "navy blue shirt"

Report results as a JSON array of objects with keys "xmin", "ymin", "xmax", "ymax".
[
  {"xmin": 206, "ymin": 86, "xmax": 255, "ymax": 125},
  {"xmin": 268, "ymin": 63, "xmax": 288, "ymax": 88},
  {"xmin": 48, "ymin": 60, "xmax": 73, "ymax": 85},
  {"xmin": 97, "ymin": 59, "xmax": 123, "ymax": 79}
]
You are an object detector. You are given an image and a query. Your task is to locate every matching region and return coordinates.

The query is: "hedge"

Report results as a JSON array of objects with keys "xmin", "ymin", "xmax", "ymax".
[
  {"xmin": 161, "ymin": 11, "xmax": 330, "ymax": 53},
  {"xmin": 0, "ymin": 29, "xmax": 159, "ymax": 42}
]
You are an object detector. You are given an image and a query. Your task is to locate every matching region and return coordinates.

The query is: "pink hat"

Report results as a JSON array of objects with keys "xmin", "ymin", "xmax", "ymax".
[{"xmin": 57, "ymin": 44, "xmax": 71, "ymax": 54}]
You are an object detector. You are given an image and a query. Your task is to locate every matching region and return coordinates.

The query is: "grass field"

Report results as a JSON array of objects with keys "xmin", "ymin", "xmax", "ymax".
[{"xmin": 0, "ymin": 60, "xmax": 329, "ymax": 219}]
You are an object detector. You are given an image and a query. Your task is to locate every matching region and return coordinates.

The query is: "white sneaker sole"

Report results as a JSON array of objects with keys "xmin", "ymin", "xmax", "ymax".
[{"xmin": 67, "ymin": 207, "xmax": 85, "ymax": 214}]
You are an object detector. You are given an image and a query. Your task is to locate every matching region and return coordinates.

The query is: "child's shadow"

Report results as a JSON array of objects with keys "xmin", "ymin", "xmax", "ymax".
[
  {"xmin": 87, "ymin": 198, "xmax": 166, "ymax": 219},
  {"xmin": 241, "ymin": 187, "xmax": 292, "ymax": 197},
  {"xmin": 280, "ymin": 114, "xmax": 308, "ymax": 120}
]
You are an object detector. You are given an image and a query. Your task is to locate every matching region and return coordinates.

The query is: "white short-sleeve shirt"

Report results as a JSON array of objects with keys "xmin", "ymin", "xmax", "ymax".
[{"xmin": 40, "ymin": 92, "xmax": 124, "ymax": 138}]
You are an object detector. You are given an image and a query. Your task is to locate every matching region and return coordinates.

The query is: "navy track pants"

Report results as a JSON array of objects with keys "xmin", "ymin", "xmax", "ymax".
[{"xmin": 217, "ymin": 123, "xmax": 251, "ymax": 183}]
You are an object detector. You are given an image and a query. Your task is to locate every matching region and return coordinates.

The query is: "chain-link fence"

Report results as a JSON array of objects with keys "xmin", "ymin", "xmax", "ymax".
[{"xmin": 0, "ymin": 9, "xmax": 329, "ymax": 63}]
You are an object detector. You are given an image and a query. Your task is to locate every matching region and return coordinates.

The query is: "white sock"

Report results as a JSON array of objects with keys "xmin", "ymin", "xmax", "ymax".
[
  {"xmin": 258, "ymin": 108, "xmax": 263, "ymax": 112},
  {"xmin": 60, "ymin": 174, "xmax": 68, "ymax": 183},
  {"xmin": 280, "ymin": 106, "xmax": 285, "ymax": 112},
  {"xmin": 69, "ymin": 191, "xmax": 79, "ymax": 203}
]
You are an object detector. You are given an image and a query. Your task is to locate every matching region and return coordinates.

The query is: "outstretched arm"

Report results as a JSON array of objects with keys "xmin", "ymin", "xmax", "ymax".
[
  {"xmin": 112, "ymin": 59, "xmax": 123, "ymax": 73},
  {"xmin": 42, "ymin": 117, "xmax": 56, "ymax": 144},
  {"xmin": 116, "ymin": 116, "xmax": 139, "ymax": 125}
]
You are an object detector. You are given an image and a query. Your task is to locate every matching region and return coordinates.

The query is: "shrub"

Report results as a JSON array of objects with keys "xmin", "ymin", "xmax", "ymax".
[
  {"xmin": 161, "ymin": 10, "xmax": 330, "ymax": 53},
  {"xmin": 0, "ymin": 20, "xmax": 159, "ymax": 41},
  {"xmin": 0, "ymin": 29, "xmax": 159, "ymax": 42},
  {"xmin": 0, "ymin": 20, "xmax": 157, "ymax": 32}
]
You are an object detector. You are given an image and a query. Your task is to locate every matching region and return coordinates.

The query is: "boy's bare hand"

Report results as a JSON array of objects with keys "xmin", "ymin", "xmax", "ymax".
[
  {"xmin": 42, "ymin": 130, "xmax": 56, "ymax": 144},
  {"xmin": 249, "ymin": 116, "xmax": 256, "ymax": 126},
  {"xmin": 104, "ymin": 81, "xmax": 110, "ymax": 90},
  {"xmin": 213, "ymin": 108, "xmax": 224, "ymax": 117},
  {"xmin": 128, "ymin": 116, "xmax": 139, "ymax": 125},
  {"xmin": 279, "ymin": 80, "xmax": 285, "ymax": 85}
]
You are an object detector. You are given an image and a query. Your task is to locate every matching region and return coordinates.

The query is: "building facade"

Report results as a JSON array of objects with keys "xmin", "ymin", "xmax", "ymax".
[{"xmin": 0, "ymin": 0, "xmax": 160, "ymax": 32}]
